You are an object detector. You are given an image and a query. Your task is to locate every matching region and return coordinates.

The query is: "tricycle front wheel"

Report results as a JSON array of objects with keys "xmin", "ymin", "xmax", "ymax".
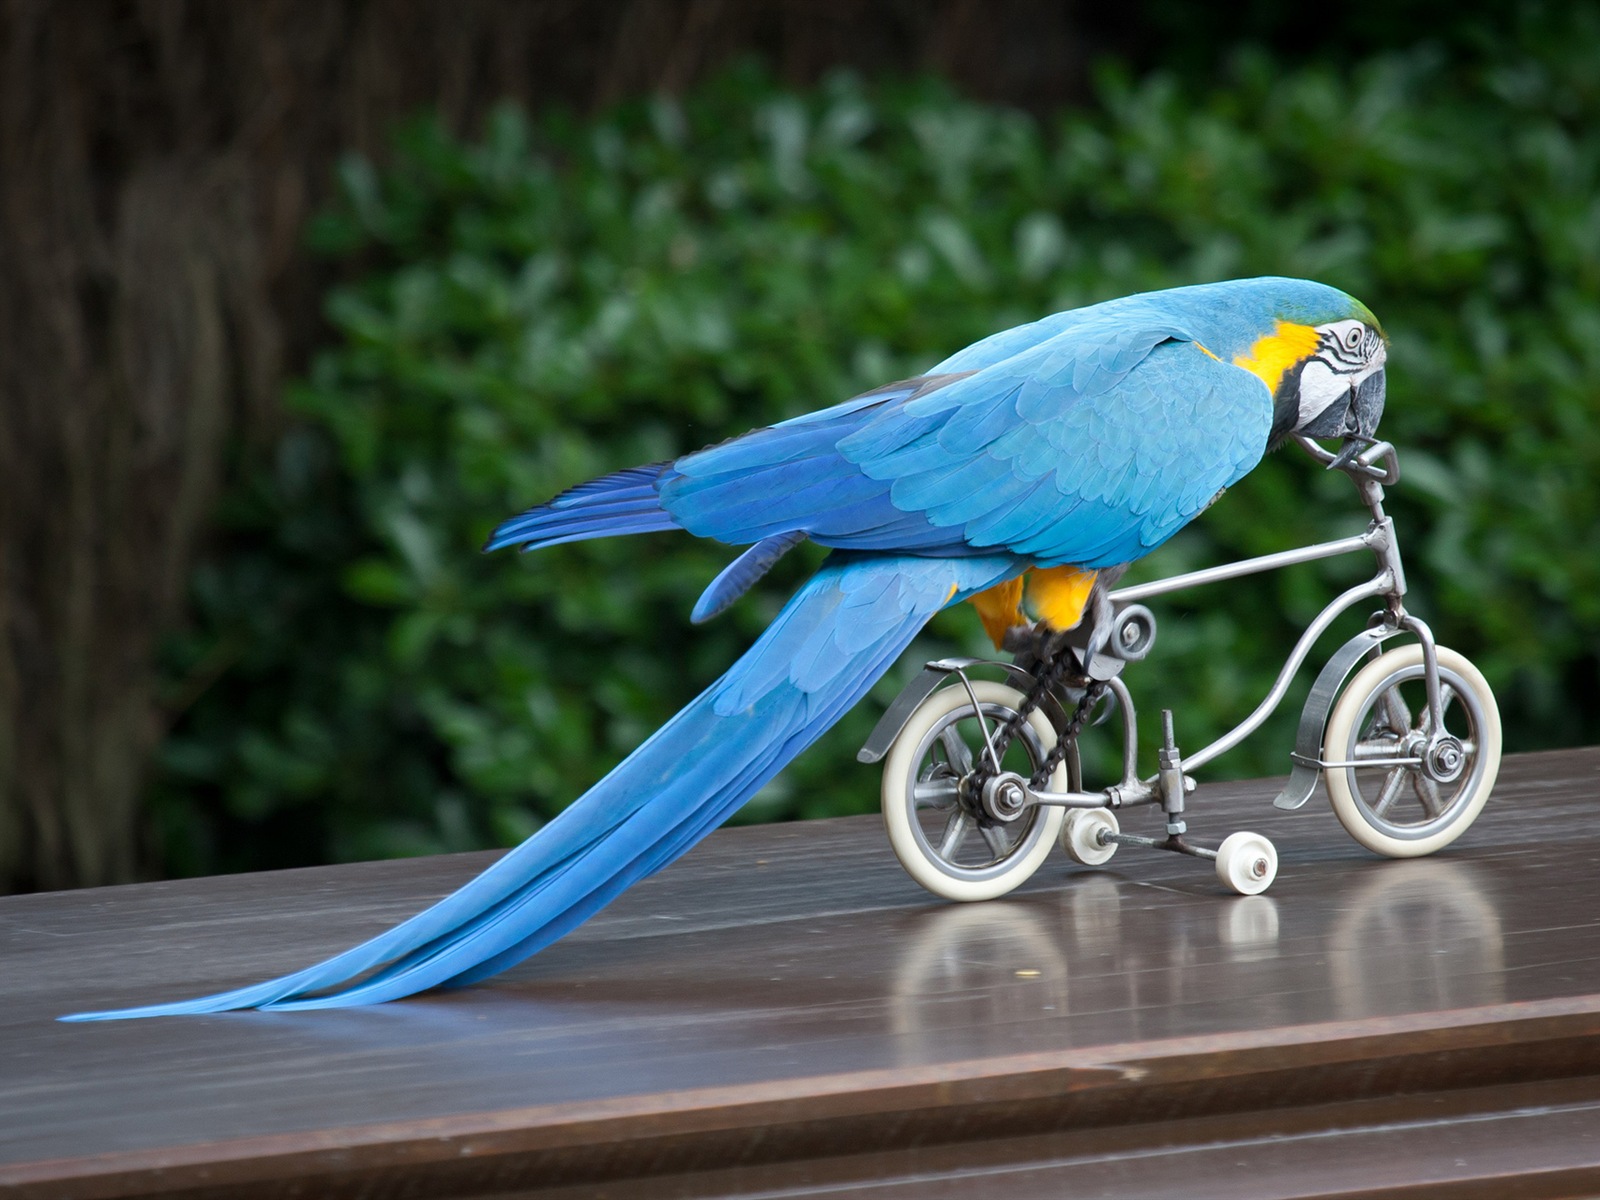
[
  {"xmin": 881, "ymin": 680, "xmax": 1069, "ymax": 901},
  {"xmin": 1323, "ymin": 644, "xmax": 1501, "ymax": 857}
]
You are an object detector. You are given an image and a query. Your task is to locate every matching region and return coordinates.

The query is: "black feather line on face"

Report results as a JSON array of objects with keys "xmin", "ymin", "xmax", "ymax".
[{"xmin": 1267, "ymin": 357, "xmax": 1307, "ymax": 448}]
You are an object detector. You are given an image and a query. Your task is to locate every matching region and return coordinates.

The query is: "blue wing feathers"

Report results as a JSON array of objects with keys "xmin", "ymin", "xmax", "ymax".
[
  {"xmin": 657, "ymin": 322, "xmax": 1268, "ymax": 570},
  {"xmin": 671, "ymin": 469, "xmax": 883, "ymax": 536},
  {"xmin": 961, "ymin": 477, "xmax": 1057, "ymax": 546},
  {"xmin": 662, "ymin": 325, "xmax": 1271, "ymax": 570},
  {"xmin": 933, "ymin": 385, "xmax": 1022, "ymax": 452},
  {"xmin": 833, "ymin": 407, "xmax": 948, "ymax": 461}
]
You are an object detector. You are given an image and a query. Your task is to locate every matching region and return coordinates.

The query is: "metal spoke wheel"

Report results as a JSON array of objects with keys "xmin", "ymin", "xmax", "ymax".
[
  {"xmin": 881, "ymin": 680, "xmax": 1071, "ymax": 901},
  {"xmin": 1323, "ymin": 644, "xmax": 1502, "ymax": 857}
]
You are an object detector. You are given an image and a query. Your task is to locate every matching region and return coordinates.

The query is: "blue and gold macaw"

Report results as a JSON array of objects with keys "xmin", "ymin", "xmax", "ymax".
[{"xmin": 69, "ymin": 276, "xmax": 1386, "ymax": 1019}]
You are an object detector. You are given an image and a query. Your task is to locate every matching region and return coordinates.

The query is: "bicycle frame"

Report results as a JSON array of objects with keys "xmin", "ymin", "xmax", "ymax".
[
  {"xmin": 861, "ymin": 437, "xmax": 1451, "ymax": 830},
  {"xmin": 1109, "ymin": 438, "xmax": 1417, "ymax": 761}
]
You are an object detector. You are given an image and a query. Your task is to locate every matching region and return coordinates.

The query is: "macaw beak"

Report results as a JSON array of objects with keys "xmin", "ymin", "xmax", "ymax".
[{"xmin": 1326, "ymin": 366, "xmax": 1386, "ymax": 470}]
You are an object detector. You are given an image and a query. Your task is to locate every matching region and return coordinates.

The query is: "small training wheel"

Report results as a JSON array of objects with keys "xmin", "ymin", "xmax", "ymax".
[
  {"xmin": 1215, "ymin": 831, "xmax": 1278, "ymax": 896},
  {"xmin": 1061, "ymin": 809, "xmax": 1119, "ymax": 866}
]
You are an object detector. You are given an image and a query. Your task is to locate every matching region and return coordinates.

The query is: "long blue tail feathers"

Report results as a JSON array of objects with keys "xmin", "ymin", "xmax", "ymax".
[{"xmin": 63, "ymin": 553, "xmax": 1018, "ymax": 1021}]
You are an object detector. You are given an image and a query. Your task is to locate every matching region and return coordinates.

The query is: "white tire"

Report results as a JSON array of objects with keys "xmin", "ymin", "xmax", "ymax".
[
  {"xmin": 1323, "ymin": 645, "xmax": 1501, "ymax": 858},
  {"xmin": 881, "ymin": 681, "xmax": 1067, "ymax": 902},
  {"xmin": 1215, "ymin": 831, "xmax": 1278, "ymax": 896},
  {"xmin": 1060, "ymin": 808, "xmax": 1119, "ymax": 866}
]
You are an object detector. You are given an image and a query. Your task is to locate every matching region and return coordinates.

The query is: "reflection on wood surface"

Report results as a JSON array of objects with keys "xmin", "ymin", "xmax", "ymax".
[{"xmin": 3, "ymin": 747, "xmax": 1600, "ymax": 1198}]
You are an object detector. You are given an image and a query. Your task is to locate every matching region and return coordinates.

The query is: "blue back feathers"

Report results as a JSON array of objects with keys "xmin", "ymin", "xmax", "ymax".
[{"xmin": 484, "ymin": 276, "xmax": 1368, "ymax": 579}]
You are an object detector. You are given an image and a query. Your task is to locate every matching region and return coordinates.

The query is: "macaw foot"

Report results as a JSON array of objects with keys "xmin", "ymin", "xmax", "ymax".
[
  {"xmin": 1002, "ymin": 621, "xmax": 1081, "ymax": 676},
  {"xmin": 1004, "ymin": 586, "xmax": 1117, "ymax": 676},
  {"xmin": 1000, "ymin": 621, "xmax": 1042, "ymax": 656},
  {"xmin": 1076, "ymin": 588, "xmax": 1117, "ymax": 675}
]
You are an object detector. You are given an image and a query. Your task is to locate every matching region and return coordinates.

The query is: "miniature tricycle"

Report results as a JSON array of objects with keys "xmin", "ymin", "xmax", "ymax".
[{"xmin": 859, "ymin": 436, "xmax": 1502, "ymax": 900}]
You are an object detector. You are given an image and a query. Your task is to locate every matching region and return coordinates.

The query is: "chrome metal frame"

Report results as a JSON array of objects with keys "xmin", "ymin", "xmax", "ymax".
[{"xmin": 862, "ymin": 436, "xmax": 1457, "ymax": 831}]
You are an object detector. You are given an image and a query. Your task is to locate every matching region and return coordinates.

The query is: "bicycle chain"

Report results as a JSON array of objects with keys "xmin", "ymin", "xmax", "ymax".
[
  {"xmin": 1030, "ymin": 679, "xmax": 1106, "ymax": 787},
  {"xmin": 973, "ymin": 650, "xmax": 1107, "ymax": 791}
]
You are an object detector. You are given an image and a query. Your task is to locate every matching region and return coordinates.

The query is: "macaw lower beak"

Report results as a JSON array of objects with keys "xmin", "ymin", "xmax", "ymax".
[{"xmin": 1326, "ymin": 367, "xmax": 1386, "ymax": 470}]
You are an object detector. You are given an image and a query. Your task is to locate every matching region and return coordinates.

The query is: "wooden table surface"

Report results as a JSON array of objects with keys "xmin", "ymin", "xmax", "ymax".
[{"xmin": 4, "ymin": 746, "xmax": 1600, "ymax": 1199}]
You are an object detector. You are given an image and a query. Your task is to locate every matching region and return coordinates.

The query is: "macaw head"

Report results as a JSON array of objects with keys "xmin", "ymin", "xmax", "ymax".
[
  {"xmin": 1226, "ymin": 285, "xmax": 1387, "ymax": 469},
  {"xmin": 1289, "ymin": 316, "xmax": 1388, "ymax": 468}
]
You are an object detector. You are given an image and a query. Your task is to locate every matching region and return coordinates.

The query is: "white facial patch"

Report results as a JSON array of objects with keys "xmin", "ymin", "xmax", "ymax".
[
  {"xmin": 1297, "ymin": 358, "xmax": 1350, "ymax": 426},
  {"xmin": 1300, "ymin": 321, "xmax": 1386, "ymax": 425}
]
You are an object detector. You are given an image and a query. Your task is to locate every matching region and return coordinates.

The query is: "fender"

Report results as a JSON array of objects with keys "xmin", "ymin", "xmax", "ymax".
[
  {"xmin": 1272, "ymin": 624, "xmax": 1406, "ymax": 810},
  {"xmin": 859, "ymin": 604, "xmax": 1154, "ymax": 764},
  {"xmin": 857, "ymin": 658, "xmax": 1074, "ymax": 764}
]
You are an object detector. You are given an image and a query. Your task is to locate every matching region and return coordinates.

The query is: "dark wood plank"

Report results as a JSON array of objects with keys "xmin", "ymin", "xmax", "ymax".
[
  {"xmin": 526, "ymin": 1074, "xmax": 1600, "ymax": 1200},
  {"xmin": 3, "ymin": 747, "xmax": 1600, "ymax": 1198}
]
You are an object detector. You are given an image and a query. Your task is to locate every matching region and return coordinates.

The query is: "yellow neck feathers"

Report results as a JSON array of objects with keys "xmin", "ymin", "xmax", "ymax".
[{"xmin": 1233, "ymin": 321, "xmax": 1320, "ymax": 396}]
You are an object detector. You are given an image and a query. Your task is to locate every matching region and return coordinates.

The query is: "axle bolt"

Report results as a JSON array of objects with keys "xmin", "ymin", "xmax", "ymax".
[
  {"xmin": 981, "ymin": 773, "xmax": 1029, "ymax": 823},
  {"xmin": 1425, "ymin": 736, "xmax": 1467, "ymax": 784}
]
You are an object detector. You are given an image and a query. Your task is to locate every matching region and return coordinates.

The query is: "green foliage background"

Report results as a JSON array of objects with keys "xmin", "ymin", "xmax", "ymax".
[{"xmin": 150, "ymin": 6, "xmax": 1600, "ymax": 876}]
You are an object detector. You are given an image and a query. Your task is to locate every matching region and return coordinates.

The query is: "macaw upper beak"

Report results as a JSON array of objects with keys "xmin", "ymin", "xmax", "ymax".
[{"xmin": 1326, "ymin": 367, "xmax": 1386, "ymax": 470}]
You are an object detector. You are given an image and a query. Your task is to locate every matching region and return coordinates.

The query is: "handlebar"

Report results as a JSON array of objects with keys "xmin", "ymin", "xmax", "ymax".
[{"xmin": 1294, "ymin": 435, "xmax": 1401, "ymax": 486}]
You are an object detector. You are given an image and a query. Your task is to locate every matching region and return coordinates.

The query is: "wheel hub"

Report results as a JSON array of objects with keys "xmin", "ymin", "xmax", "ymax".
[
  {"xmin": 980, "ymin": 771, "xmax": 1030, "ymax": 824},
  {"xmin": 1423, "ymin": 733, "xmax": 1467, "ymax": 784}
]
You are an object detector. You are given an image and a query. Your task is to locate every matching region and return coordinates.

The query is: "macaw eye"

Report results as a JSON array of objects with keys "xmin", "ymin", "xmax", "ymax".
[{"xmin": 1345, "ymin": 326, "xmax": 1364, "ymax": 350}]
